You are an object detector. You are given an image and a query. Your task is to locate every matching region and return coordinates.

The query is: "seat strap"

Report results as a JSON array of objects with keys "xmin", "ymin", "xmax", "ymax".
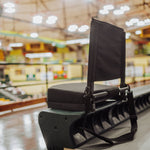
[{"xmin": 82, "ymin": 91, "xmax": 137, "ymax": 148}]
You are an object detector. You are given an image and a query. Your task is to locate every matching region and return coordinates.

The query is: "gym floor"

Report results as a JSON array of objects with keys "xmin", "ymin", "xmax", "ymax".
[
  {"xmin": 80, "ymin": 109, "xmax": 150, "ymax": 150},
  {"xmin": 0, "ymin": 104, "xmax": 150, "ymax": 150},
  {"xmin": 0, "ymin": 106, "xmax": 47, "ymax": 150}
]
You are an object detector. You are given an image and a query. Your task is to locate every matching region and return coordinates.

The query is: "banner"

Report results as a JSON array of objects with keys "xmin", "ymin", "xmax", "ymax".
[{"xmin": 0, "ymin": 30, "xmax": 66, "ymax": 48}]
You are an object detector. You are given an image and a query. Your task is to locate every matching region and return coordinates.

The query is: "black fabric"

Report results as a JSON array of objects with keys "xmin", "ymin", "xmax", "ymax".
[
  {"xmin": 81, "ymin": 91, "xmax": 137, "ymax": 149},
  {"xmin": 48, "ymin": 102, "xmax": 85, "ymax": 111},
  {"xmin": 88, "ymin": 18, "xmax": 125, "ymax": 83},
  {"xmin": 47, "ymin": 83, "xmax": 119, "ymax": 111}
]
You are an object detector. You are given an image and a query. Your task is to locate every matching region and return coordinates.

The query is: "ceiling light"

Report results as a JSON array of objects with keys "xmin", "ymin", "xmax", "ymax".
[
  {"xmin": 3, "ymin": 2, "xmax": 15, "ymax": 8},
  {"xmin": 99, "ymin": 9, "xmax": 109, "ymax": 15},
  {"xmin": 135, "ymin": 30, "xmax": 142, "ymax": 35},
  {"xmin": 120, "ymin": 5, "xmax": 130, "ymax": 11},
  {"xmin": 125, "ymin": 21, "xmax": 133, "ymax": 27},
  {"xmin": 33, "ymin": 15, "xmax": 43, "ymax": 24},
  {"xmin": 4, "ymin": 7, "xmax": 15, "ymax": 13},
  {"xmin": 68, "ymin": 25, "xmax": 78, "ymax": 32},
  {"xmin": 137, "ymin": 21, "xmax": 145, "ymax": 26},
  {"xmin": 78, "ymin": 25, "xmax": 89, "ymax": 32},
  {"xmin": 103, "ymin": 4, "xmax": 114, "ymax": 10},
  {"xmin": 129, "ymin": 18, "xmax": 139, "ymax": 24},
  {"xmin": 113, "ymin": 9, "xmax": 124, "ymax": 15},
  {"xmin": 30, "ymin": 33, "xmax": 38, "ymax": 38},
  {"xmin": 0, "ymin": 41, "xmax": 1, "ymax": 47},
  {"xmin": 46, "ymin": 16, "xmax": 58, "ymax": 25}
]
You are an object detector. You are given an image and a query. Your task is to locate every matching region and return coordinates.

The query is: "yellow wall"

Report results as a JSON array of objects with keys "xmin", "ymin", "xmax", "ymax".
[
  {"xmin": 67, "ymin": 64, "xmax": 82, "ymax": 79},
  {"xmin": 4, "ymin": 64, "xmax": 82, "ymax": 81},
  {"xmin": 4, "ymin": 65, "xmax": 46, "ymax": 81},
  {"xmin": 0, "ymin": 50, "xmax": 4, "ymax": 61},
  {"xmin": 127, "ymin": 56, "xmax": 150, "ymax": 66}
]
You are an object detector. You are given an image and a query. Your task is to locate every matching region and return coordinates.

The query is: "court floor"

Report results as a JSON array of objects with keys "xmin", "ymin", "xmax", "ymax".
[
  {"xmin": 0, "ymin": 105, "xmax": 150, "ymax": 150},
  {"xmin": 80, "ymin": 109, "xmax": 150, "ymax": 150}
]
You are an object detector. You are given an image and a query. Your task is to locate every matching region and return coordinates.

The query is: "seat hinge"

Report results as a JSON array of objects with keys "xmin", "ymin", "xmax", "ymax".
[{"xmin": 84, "ymin": 86, "xmax": 95, "ymax": 113}]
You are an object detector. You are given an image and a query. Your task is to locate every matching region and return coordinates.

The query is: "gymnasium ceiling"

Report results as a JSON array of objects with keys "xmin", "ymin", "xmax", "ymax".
[{"xmin": 0, "ymin": 0, "xmax": 150, "ymax": 47}]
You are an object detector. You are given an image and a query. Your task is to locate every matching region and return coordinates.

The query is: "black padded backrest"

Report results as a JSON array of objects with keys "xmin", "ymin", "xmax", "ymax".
[{"xmin": 87, "ymin": 18, "xmax": 125, "ymax": 85}]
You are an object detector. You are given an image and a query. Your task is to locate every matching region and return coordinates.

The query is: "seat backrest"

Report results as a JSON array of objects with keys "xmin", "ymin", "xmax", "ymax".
[{"xmin": 87, "ymin": 18, "xmax": 126, "ymax": 89}]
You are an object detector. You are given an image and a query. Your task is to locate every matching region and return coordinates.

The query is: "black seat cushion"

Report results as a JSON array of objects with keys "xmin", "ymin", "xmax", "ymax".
[{"xmin": 47, "ymin": 83, "xmax": 119, "ymax": 111}]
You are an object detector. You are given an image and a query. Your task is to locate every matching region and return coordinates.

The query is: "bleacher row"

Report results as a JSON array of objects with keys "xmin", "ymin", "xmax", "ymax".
[
  {"xmin": 0, "ymin": 93, "xmax": 12, "ymax": 105},
  {"xmin": 0, "ymin": 86, "xmax": 32, "ymax": 105}
]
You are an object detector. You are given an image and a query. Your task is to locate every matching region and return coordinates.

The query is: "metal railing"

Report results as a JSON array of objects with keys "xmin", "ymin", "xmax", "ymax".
[
  {"xmin": 0, "ymin": 62, "xmax": 86, "ymax": 103},
  {"xmin": 0, "ymin": 62, "xmax": 150, "ymax": 103}
]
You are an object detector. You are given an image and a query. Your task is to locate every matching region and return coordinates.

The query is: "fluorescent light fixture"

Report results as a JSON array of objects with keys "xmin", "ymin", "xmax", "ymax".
[
  {"xmin": 99, "ymin": 9, "xmax": 109, "ymax": 15},
  {"xmin": 125, "ymin": 21, "xmax": 133, "ymax": 27},
  {"xmin": 33, "ymin": 15, "xmax": 43, "ymax": 24},
  {"xmin": 46, "ymin": 16, "xmax": 58, "ymax": 25},
  {"xmin": 68, "ymin": 24, "xmax": 78, "ymax": 32},
  {"xmin": 0, "ymin": 41, "xmax": 1, "ymax": 47},
  {"xmin": 103, "ymin": 4, "xmax": 114, "ymax": 10},
  {"xmin": 4, "ymin": 7, "xmax": 15, "ymax": 13},
  {"xmin": 3, "ymin": 2, "xmax": 15, "ymax": 8},
  {"xmin": 30, "ymin": 33, "xmax": 38, "ymax": 38},
  {"xmin": 66, "ymin": 38, "xmax": 89, "ymax": 45},
  {"xmin": 126, "ymin": 32, "xmax": 131, "ymax": 39},
  {"xmin": 78, "ymin": 25, "xmax": 89, "ymax": 32},
  {"xmin": 80, "ymin": 38, "xmax": 89, "ymax": 44},
  {"xmin": 137, "ymin": 21, "xmax": 145, "ymax": 26},
  {"xmin": 9, "ymin": 43, "xmax": 23, "ymax": 47},
  {"xmin": 135, "ymin": 30, "xmax": 142, "ymax": 35},
  {"xmin": 25, "ymin": 53, "xmax": 53, "ymax": 58},
  {"xmin": 129, "ymin": 18, "xmax": 139, "ymax": 24},
  {"xmin": 113, "ymin": 9, "xmax": 124, "ymax": 15},
  {"xmin": 120, "ymin": 5, "xmax": 130, "ymax": 11}
]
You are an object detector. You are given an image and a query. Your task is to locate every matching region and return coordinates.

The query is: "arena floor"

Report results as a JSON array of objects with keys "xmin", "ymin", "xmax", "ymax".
[{"xmin": 0, "ymin": 105, "xmax": 150, "ymax": 150}]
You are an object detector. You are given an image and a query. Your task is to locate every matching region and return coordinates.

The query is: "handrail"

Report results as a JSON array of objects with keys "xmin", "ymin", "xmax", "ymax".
[{"xmin": 0, "ymin": 97, "xmax": 46, "ymax": 112}]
